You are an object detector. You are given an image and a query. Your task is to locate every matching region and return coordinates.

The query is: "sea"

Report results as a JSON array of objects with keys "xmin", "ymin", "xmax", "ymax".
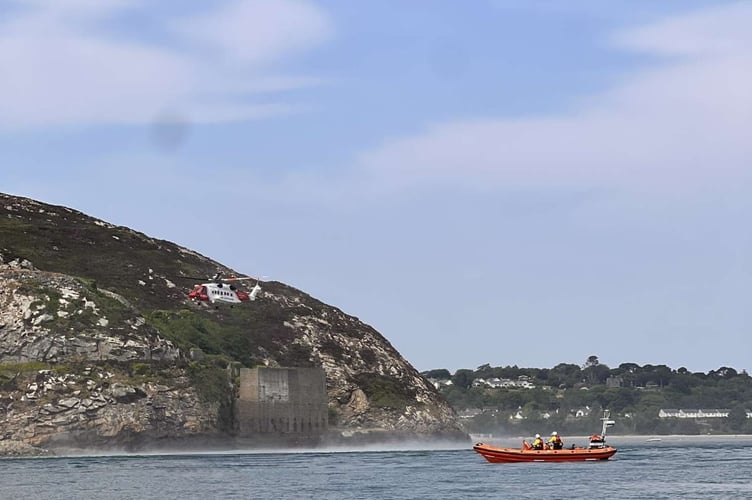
[{"xmin": 1, "ymin": 435, "xmax": 751, "ymax": 499}]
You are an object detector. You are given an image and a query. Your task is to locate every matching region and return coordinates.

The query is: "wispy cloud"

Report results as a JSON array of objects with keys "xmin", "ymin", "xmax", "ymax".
[
  {"xmin": 0, "ymin": 0, "xmax": 331, "ymax": 128},
  {"xmin": 171, "ymin": 0, "xmax": 331, "ymax": 66},
  {"xmin": 356, "ymin": 3, "xmax": 752, "ymax": 194}
]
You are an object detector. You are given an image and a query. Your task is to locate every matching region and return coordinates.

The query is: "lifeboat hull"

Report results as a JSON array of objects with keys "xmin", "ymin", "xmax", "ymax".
[{"xmin": 473, "ymin": 443, "xmax": 617, "ymax": 463}]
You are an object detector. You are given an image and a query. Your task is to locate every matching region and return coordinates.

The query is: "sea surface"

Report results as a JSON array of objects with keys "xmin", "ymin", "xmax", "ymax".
[{"xmin": 2, "ymin": 435, "xmax": 751, "ymax": 499}]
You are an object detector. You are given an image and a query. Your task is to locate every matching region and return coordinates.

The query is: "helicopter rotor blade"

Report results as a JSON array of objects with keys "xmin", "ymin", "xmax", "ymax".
[
  {"xmin": 172, "ymin": 273, "xmax": 268, "ymax": 283},
  {"xmin": 223, "ymin": 275, "xmax": 268, "ymax": 282}
]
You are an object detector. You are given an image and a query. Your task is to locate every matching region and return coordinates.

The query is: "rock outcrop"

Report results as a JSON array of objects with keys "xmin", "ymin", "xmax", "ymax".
[
  {"xmin": 1, "ymin": 365, "xmax": 218, "ymax": 450},
  {"xmin": 0, "ymin": 269, "xmax": 179, "ymax": 363}
]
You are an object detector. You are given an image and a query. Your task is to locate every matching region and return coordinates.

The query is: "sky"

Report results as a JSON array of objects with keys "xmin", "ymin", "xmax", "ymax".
[{"xmin": 2, "ymin": 0, "xmax": 751, "ymax": 374}]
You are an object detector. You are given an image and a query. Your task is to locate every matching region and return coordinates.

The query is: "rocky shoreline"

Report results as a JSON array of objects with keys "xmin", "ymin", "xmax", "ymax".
[{"xmin": 0, "ymin": 440, "xmax": 52, "ymax": 457}]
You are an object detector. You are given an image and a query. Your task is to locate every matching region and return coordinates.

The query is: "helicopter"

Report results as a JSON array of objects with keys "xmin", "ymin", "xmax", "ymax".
[{"xmin": 184, "ymin": 272, "xmax": 263, "ymax": 306}]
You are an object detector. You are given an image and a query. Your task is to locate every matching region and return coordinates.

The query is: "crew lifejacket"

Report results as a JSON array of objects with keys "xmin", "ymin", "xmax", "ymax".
[{"xmin": 549, "ymin": 435, "xmax": 563, "ymax": 449}]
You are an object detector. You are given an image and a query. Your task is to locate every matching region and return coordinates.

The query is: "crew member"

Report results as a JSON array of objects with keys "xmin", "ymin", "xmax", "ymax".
[
  {"xmin": 532, "ymin": 434, "xmax": 544, "ymax": 450},
  {"xmin": 548, "ymin": 431, "xmax": 563, "ymax": 450}
]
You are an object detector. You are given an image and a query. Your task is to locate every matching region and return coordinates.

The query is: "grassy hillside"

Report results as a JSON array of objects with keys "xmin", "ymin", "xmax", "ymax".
[{"xmin": 1, "ymin": 194, "xmax": 328, "ymax": 367}]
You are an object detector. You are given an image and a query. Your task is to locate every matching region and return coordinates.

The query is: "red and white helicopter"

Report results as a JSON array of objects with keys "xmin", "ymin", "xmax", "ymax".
[{"xmin": 185, "ymin": 272, "xmax": 263, "ymax": 306}]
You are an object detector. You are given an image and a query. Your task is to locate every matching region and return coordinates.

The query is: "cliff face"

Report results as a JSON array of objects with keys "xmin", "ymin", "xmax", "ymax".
[
  {"xmin": 278, "ymin": 293, "xmax": 459, "ymax": 436},
  {"xmin": 0, "ymin": 268, "xmax": 179, "ymax": 364},
  {"xmin": 0, "ymin": 193, "xmax": 464, "ymax": 453}
]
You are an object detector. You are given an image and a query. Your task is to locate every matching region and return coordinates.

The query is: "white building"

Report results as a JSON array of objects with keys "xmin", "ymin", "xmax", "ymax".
[{"xmin": 658, "ymin": 409, "xmax": 731, "ymax": 418}]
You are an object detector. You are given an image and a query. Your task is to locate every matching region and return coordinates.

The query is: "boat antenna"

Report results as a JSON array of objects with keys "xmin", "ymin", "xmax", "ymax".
[{"xmin": 601, "ymin": 410, "xmax": 616, "ymax": 440}]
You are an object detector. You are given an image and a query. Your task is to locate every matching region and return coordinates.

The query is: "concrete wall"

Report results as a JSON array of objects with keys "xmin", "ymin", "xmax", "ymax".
[{"xmin": 236, "ymin": 367, "xmax": 328, "ymax": 438}]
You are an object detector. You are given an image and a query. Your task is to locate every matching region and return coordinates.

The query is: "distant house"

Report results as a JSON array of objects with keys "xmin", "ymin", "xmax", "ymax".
[
  {"xmin": 497, "ymin": 379, "xmax": 517, "ymax": 388},
  {"xmin": 658, "ymin": 409, "xmax": 731, "ymax": 418},
  {"xmin": 427, "ymin": 378, "xmax": 453, "ymax": 389},
  {"xmin": 471, "ymin": 378, "xmax": 487, "ymax": 388},
  {"xmin": 486, "ymin": 377, "xmax": 504, "ymax": 388},
  {"xmin": 574, "ymin": 406, "xmax": 591, "ymax": 418},
  {"xmin": 458, "ymin": 408, "xmax": 482, "ymax": 420},
  {"xmin": 471, "ymin": 377, "xmax": 536, "ymax": 390}
]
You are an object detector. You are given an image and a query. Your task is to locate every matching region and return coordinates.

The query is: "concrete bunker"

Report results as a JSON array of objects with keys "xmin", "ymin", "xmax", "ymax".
[{"xmin": 235, "ymin": 367, "xmax": 328, "ymax": 441}]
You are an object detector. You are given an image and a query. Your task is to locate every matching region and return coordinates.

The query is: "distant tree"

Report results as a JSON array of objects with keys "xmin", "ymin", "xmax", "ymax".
[
  {"xmin": 465, "ymin": 411, "xmax": 498, "ymax": 433},
  {"xmin": 616, "ymin": 363, "xmax": 641, "ymax": 374},
  {"xmin": 711, "ymin": 366, "xmax": 738, "ymax": 379},
  {"xmin": 493, "ymin": 390, "xmax": 526, "ymax": 410},
  {"xmin": 727, "ymin": 405, "xmax": 748, "ymax": 432},
  {"xmin": 441, "ymin": 385, "xmax": 475, "ymax": 410},
  {"xmin": 522, "ymin": 401, "xmax": 545, "ymax": 419},
  {"xmin": 612, "ymin": 363, "xmax": 641, "ymax": 386},
  {"xmin": 594, "ymin": 387, "xmax": 638, "ymax": 413},
  {"xmin": 652, "ymin": 365, "xmax": 673, "ymax": 387},
  {"xmin": 583, "ymin": 355, "xmax": 606, "ymax": 385},
  {"xmin": 593, "ymin": 364, "xmax": 611, "ymax": 384},
  {"xmin": 632, "ymin": 364, "xmax": 673, "ymax": 387},
  {"xmin": 667, "ymin": 374, "xmax": 694, "ymax": 395},
  {"xmin": 452, "ymin": 369, "xmax": 475, "ymax": 389},
  {"xmin": 422, "ymin": 369, "xmax": 451, "ymax": 380},
  {"xmin": 474, "ymin": 363, "xmax": 499, "ymax": 379},
  {"xmin": 496, "ymin": 365, "xmax": 523, "ymax": 380},
  {"xmin": 636, "ymin": 391, "xmax": 667, "ymax": 415},
  {"xmin": 548, "ymin": 363, "xmax": 582, "ymax": 388}
]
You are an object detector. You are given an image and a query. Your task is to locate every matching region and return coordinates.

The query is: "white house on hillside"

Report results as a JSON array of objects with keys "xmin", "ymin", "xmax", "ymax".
[
  {"xmin": 658, "ymin": 409, "xmax": 731, "ymax": 418},
  {"xmin": 471, "ymin": 377, "xmax": 536, "ymax": 389},
  {"xmin": 427, "ymin": 378, "xmax": 453, "ymax": 389}
]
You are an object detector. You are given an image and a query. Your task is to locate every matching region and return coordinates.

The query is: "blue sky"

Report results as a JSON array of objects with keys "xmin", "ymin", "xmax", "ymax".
[{"xmin": 2, "ymin": 0, "xmax": 751, "ymax": 374}]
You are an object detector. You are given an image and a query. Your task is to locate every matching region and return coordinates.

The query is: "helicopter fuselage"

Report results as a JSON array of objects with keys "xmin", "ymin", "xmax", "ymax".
[{"xmin": 188, "ymin": 283, "xmax": 250, "ymax": 304}]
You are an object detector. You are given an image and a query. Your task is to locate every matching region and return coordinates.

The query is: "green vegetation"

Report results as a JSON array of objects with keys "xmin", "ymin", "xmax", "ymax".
[
  {"xmin": 327, "ymin": 406, "xmax": 339, "ymax": 426},
  {"xmin": 131, "ymin": 362, "xmax": 151, "ymax": 377},
  {"xmin": 148, "ymin": 310, "xmax": 229, "ymax": 355},
  {"xmin": 186, "ymin": 360, "xmax": 236, "ymax": 431},
  {"xmin": 354, "ymin": 373, "xmax": 419, "ymax": 410},
  {"xmin": 145, "ymin": 306, "xmax": 302, "ymax": 368},
  {"xmin": 425, "ymin": 357, "xmax": 752, "ymax": 435},
  {"xmin": 0, "ymin": 361, "xmax": 51, "ymax": 385}
]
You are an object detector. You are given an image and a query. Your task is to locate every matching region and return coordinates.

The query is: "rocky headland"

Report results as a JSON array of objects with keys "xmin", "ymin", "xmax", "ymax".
[{"xmin": 0, "ymin": 193, "xmax": 465, "ymax": 455}]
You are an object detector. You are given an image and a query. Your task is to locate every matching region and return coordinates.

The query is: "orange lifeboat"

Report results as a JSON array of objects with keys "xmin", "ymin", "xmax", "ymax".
[
  {"xmin": 473, "ymin": 411, "xmax": 617, "ymax": 463},
  {"xmin": 472, "ymin": 442, "xmax": 617, "ymax": 463}
]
